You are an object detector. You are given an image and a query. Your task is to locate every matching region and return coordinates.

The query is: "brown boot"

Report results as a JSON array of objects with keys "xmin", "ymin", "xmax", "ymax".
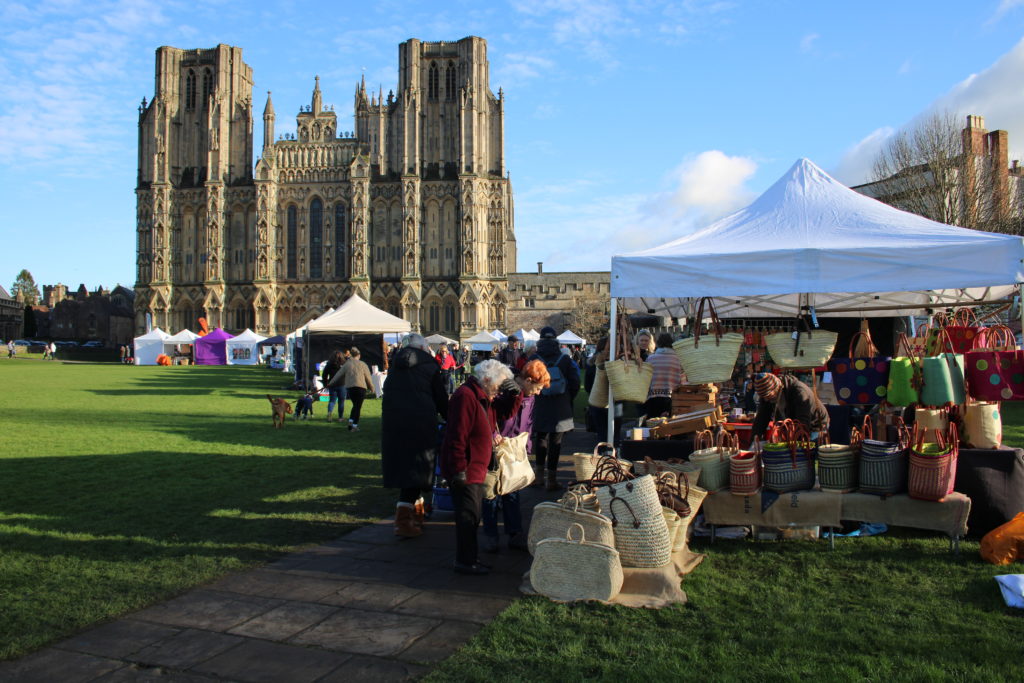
[
  {"xmin": 394, "ymin": 505, "xmax": 422, "ymax": 538},
  {"xmin": 413, "ymin": 499, "xmax": 425, "ymax": 529},
  {"xmin": 545, "ymin": 470, "xmax": 563, "ymax": 492}
]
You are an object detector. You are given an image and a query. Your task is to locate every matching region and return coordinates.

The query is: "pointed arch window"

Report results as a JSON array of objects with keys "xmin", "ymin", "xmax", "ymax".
[
  {"xmin": 445, "ymin": 62, "xmax": 456, "ymax": 101},
  {"xmin": 202, "ymin": 69, "xmax": 213, "ymax": 105},
  {"xmin": 286, "ymin": 205, "xmax": 297, "ymax": 278},
  {"xmin": 185, "ymin": 69, "xmax": 196, "ymax": 109},
  {"xmin": 334, "ymin": 204, "xmax": 348, "ymax": 278},
  {"xmin": 309, "ymin": 198, "xmax": 323, "ymax": 279},
  {"xmin": 428, "ymin": 62, "xmax": 439, "ymax": 100}
]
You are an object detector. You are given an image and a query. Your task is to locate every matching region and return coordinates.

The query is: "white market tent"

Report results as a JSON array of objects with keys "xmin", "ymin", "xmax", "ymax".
[
  {"xmin": 425, "ymin": 333, "xmax": 457, "ymax": 347},
  {"xmin": 283, "ymin": 307, "xmax": 334, "ymax": 373},
  {"xmin": 557, "ymin": 329, "xmax": 586, "ymax": 345},
  {"xmin": 306, "ymin": 294, "xmax": 412, "ymax": 334},
  {"xmin": 612, "ymin": 158, "xmax": 1024, "ymax": 319},
  {"xmin": 226, "ymin": 328, "xmax": 267, "ymax": 365},
  {"xmin": 490, "ymin": 329, "xmax": 508, "ymax": 342},
  {"xmin": 465, "ymin": 330, "xmax": 501, "ymax": 351},
  {"xmin": 163, "ymin": 329, "xmax": 198, "ymax": 356},
  {"xmin": 133, "ymin": 328, "xmax": 168, "ymax": 366},
  {"xmin": 609, "ymin": 158, "xmax": 1024, "ymax": 440},
  {"xmin": 513, "ymin": 328, "xmax": 539, "ymax": 342}
]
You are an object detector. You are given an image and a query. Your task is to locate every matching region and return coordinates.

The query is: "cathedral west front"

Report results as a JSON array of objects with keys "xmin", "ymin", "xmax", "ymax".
[{"xmin": 134, "ymin": 37, "xmax": 516, "ymax": 337}]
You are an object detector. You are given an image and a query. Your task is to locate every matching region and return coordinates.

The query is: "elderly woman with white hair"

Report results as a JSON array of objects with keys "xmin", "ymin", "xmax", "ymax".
[
  {"xmin": 381, "ymin": 333, "xmax": 450, "ymax": 538},
  {"xmin": 440, "ymin": 358, "xmax": 521, "ymax": 575}
]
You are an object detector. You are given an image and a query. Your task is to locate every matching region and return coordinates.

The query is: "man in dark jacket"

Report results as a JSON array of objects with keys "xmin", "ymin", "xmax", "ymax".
[
  {"xmin": 751, "ymin": 372, "xmax": 829, "ymax": 440},
  {"xmin": 529, "ymin": 326, "xmax": 581, "ymax": 490},
  {"xmin": 381, "ymin": 334, "xmax": 449, "ymax": 538}
]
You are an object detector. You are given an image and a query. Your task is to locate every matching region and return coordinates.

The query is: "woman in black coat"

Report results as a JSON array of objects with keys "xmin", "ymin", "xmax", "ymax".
[
  {"xmin": 529, "ymin": 327, "xmax": 581, "ymax": 491},
  {"xmin": 381, "ymin": 334, "xmax": 449, "ymax": 538}
]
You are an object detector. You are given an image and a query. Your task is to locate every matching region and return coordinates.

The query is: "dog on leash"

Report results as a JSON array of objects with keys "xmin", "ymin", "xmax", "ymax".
[
  {"xmin": 294, "ymin": 391, "xmax": 316, "ymax": 420},
  {"xmin": 267, "ymin": 394, "xmax": 293, "ymax": 428}
]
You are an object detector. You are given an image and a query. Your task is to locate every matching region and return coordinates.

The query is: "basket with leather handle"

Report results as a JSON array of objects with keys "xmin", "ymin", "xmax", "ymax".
[
  {"xmin": 605, "ymin": 312, "xmax": 654, "ymax": 403},
  {"xmin": 531, "ymin": 523, "xmax": 624, "ymax": 602},
  {"xmin": 689, "ymin": 429, "xmax": 733, "ymax": 492},
  {"xmin": 858, "ymin": 415, "xmax": 910, "ymax": 496},
  {"xmin": 672, "ymin": 297, "xmax": 743, "ymax": 383},
  {"xmin": 596, "ymin": 475, "xmax": 672, "ymax": 568},
  {"xmin": 765, "ymin": 319, "xmax": 838, "ymax": 369},
  {"xmin": 908, "ymin": 422, "xmax": 959, "ymax": 502},
  {"xmin": 528, "ymin": 490, "xmax": 615, "ymax": 556}
]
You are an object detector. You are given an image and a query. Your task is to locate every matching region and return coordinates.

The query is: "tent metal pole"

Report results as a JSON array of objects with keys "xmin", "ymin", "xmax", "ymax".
[
  {"xmin": 1019, "ymin": 284, "xmax": 1023, "ymax": 338},
  {"xmin": 607, "ymin": 297, "xmax": 617, "ymax": 445},
  {"xmin": 813, "ymin": 299, "xmax": 1011, "ymax": 314}
]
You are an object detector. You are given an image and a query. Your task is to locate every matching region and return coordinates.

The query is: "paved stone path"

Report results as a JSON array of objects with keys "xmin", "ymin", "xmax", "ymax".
[{"xmin": 1, "ymin": 429, "xmax": 600, "ymax": 682}]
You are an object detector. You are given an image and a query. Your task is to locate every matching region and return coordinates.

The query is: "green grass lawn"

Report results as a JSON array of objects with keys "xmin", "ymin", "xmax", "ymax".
[
  {"xmin": 0, "ymin": 358, "xmax": 393, "ymax": 660},
  {"xmin": 3, "ymin": 356, "xmax": 1024, "ymax": 677}
]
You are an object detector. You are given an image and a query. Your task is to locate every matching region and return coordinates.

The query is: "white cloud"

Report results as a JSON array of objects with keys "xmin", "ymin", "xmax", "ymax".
[
  {"xmin": 514, "ymin": 151, "xmax": 758, "ymax": 271},
  {"xmin": 495, "ymin": 53, "xmax": 557, "ymax": 86},
  {"xmin": 834, "ymin": 37, "xmax": 1024, "ymax": 185},
  {"xmin": 990, "ymin": 0, "xmax": 1024, "ymax": 22},
  {"xmin": 800, "ymin": 33, "xmax": 819, "ymax": 53},
  {"xmin": 898, "ymin": 59, "xmax": 912, "ymax": 75}
]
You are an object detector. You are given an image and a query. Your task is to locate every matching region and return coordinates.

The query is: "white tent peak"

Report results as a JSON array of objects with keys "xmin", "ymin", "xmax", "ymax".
[
  {"xmin": 306, "ymin": 294, "xmax": 411, "ymax": 333},
  {"xmin": 613, "ymin": 157, "xmax": 1024, "ymax": 299},
  {"xmin": 228, "ymin": 328, "xmax": 267, "ymax": 342}
]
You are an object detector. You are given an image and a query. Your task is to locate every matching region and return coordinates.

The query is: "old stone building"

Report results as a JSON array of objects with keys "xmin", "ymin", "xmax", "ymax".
[
  {"xmin": 33, "ymin": 284, "xmax": 135, "ymax": 345},
  {"xmin": 134, "ymin": 37, "xmax": 515, "ymax": 338},
  {"xmin": 506, "ymin": 264, "xmax": 610, "ymax": 342},
  {"xmin": 0, "ymin": 285, "xmax": 24, "ymax": 341}
]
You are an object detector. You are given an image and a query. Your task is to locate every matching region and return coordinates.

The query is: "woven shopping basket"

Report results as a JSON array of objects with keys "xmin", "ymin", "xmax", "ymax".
[
  {"xmin": 689, "ymin": 430, "xmax": 733, "ymax": 492},
  {"xmin": 605, "ymin": 312, "xmax": 653, "ymax": 403},
  {"xmin": 532, "ymin": 523, "xmax": 624, "ymax": 602},
  {"xmin": 729, "ymin": 450, "xmax": 761, "ymax": 496},
  {"xmin": 672, "ymin": 297, "xmax": 743, "ymax": 383},
  {"xmin": 765, "ymin": 324, "xmax": 838, "ymax": 369},
  {"xmin": 572, "ymin": 443, "xmax": 632, "ymax": 483},
  {"xmin": 528, "ymin": 491, "xmax": 615, "ymax": 556},
  {"xmin": 596, "ymin": 475, "xmax": 672, "ymax": 568},
  {"xmin": 634, "ymin": 456, "xmax": 703, "ymax": 489},
  {"xmin": 858, "ymin": 416, "xmax": 909, "ymax": 496},
  {"xmin": 908, "ymin": 423, "xmax": 959, "ymax": 502},
  {"xmin": 588, "ymin": 362, "xmax": 609, "ymax": 408},
  {"xmin": 761, "ymin": 420, "xmax": 817, "ymax": 493},
  {"xmin": 817, "ymin": 429, "xmax": 860, "ymax": 493}
]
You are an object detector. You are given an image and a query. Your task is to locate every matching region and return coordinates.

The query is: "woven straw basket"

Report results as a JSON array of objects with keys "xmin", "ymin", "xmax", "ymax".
[
  {"xmin": 633, "ymin": 457, "xmax": 703, "ymax": 490},
  {"xmin": 907, "ymin": 424, "xmax": 958, "ymax": 502},
  {"xmin": 596, "ymin": 475, "xmax": 672, "ymax": 568},
  {"xmin": 531, "ymin": 523, "xmax": 624, "ymax": 602},
  {"xmin": 673, "ymin": 482, "xmax": 707, "ymax": 552},
  {"xmin": 859, "ymin": 440, "xmax": 907, "ymax": 495},
  {"xmin": 604, "ymin": 359, "xmax": 653, "ymax": 403},
  {"xmin": 662, "ymin": 507, "xmax": 682, "ymax": 550},
  {"xmin": 765, "ymin": 330, "xmax": 838, "ymax": 369},
  {"xmin": 818, "ymin": 443, "xmax": 858, "ymax": 493},
  {"xmin": 689, "ymin": 430, "xmax": 735, "ymax": 492},
  {"xmin": 573, "ymin": 443, "xmax": 631, "ymax": 482},
  {"xmin": 672, "ymin": 332, "xmax": 744, "ymax": 384},
  {"xmin": 761, "ymin": 443, "xmax": 816, "ymax": 493},
  {"xmin": 528, "ymin": 493, "xmax": 614, "ymax": 556},
  {"xmin": 729, "ymin": 451, "xmax": 761, "ymax": 496}
]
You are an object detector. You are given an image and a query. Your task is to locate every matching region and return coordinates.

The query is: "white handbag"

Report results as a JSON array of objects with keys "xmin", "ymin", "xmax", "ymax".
[{"xmin": 495, "ymin": 432, "xmax": 534, "ymax": 495}]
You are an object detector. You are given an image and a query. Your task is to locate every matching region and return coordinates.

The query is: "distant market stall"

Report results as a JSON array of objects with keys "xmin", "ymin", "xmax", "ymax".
[
  {"xmin": 194, "ymin": 328, "xmax": 233, "ymax": 366},
  {"xmin": 303, "ymin": 294, "xmax": 411, "ymax": 378},
  {"xmin": 133, "ymin": 328, "xmax": 168, "ymax": 366},
  {"xmin": 226, "ymin": 329, "xmax": 267, "ymax": 365}
]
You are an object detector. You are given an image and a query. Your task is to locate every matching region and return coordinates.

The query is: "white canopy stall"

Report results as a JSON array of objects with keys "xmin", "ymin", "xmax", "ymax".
[
  {"xmin": 513, "ymin": 328, "xmax": 540, "ymax": 342},
  {"xmin": 133, "ymin": 328, "xmax": 169, "ymax": 366},
  {"xmin": 491, "ymin": 329, "xmax": 508, "ymax": 342},
  {"xmin": 226, "ymin": 328, "xmax": 267, "ymax": 365},
  {"xmin": 283, "ymin": 307, "xmax": 334, "ymax": 373},
  {"xmin": 557, "ymin": 329, "xmax": 586, "ymax": 345},
  {"xmin": 425, "ymin": 333, "xmax": 457, "ymax": 349},
  {"xmin": 608, "ymin": 158, "xmax": 1024, "ymax": 441},
  {"xmin": 305, "ymin": 294, "xmax": 411, "ymax": 379},
  {"xmin": 465, "ymin": 330, "xmax": 501, "ymax": 352}
]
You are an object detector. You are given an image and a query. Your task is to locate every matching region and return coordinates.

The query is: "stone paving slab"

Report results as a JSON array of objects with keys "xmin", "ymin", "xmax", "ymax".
[
  {"xmin": 192, "ymin": 639, "xmax": 352, "ymax": 683},
  {"xmin": 2, "ymin": 427, "xmax": 600, "ymax": 682}
]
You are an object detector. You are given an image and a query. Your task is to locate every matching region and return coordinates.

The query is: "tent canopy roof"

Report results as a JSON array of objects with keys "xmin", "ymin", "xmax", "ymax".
[
  {"xmin": 557, "ymin": 330, "xmax": 586, "ymax": 344},
  {"xmin": 228, "ymin": 329, "xmax": 267, "ymax": 343},
  {"xmin": 465, "ymin": 330, "xmax": 500, "ymax": 344},
  {"xmin": 611, "ymin": 159, "xmax": 1024, "ymax": 312},
  {"xmin": 165, "ymin": 329, "xmax": 199, "ymax": 344},
  {"xmin": 306, "ymin": 294, "xmax": 411, "ymax": 334},
  {"xmin": 196, "ymin": 328, "xmax": 232, "ymax": 343},
  {"xmin": 425, "ymin": 333, "xmax": 457, "ymax": 345},
  {"xmin": 135, "ymin": 328, "xmax": 168, "ymax": 341},
  {"xmin": 512, "ymin": 328, "xmax": 539, "ymax": 342},
  {"xmin": 260, "ymin": 334, "xmax": 286, "ymax": 346}
]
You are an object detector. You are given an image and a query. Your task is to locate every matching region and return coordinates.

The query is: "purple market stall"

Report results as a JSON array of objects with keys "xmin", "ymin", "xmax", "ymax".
[{"xmin": 194, "ymin": 328, "xmax": 233, "ymax": 365}]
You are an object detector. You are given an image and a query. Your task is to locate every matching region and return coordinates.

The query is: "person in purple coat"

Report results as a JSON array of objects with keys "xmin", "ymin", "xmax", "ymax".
[{"xmin": 481, "ymin": 359, "xmax": 550, "ymax": 553}]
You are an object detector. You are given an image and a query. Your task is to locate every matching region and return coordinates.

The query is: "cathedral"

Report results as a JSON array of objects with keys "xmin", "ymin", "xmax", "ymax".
[{"xmin": 134, "ymin": 37, "xmax": 516, "ymax": 337}]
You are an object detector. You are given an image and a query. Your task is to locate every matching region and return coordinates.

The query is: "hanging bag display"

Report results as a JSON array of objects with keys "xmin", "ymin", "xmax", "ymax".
[
  {"xmin": 531, "ymin": 523, "xmax": 624, "ymax": 602},
  {"xmin": 671, "ymin": 297, "xmax": 743, "ymax": 383},
  {"xmin": 964, "ymin": 326, "xmax": 1024, "ymax": 402},
  {"xmin": 886, "ymin": 333, "xmax": 922, "ymax": 407},
  {"xmin": 908, "ymin": 423, "xmax": 959, "ymax": 502},
  {"xmin": 940, "ymin": 308, "xmax": 989, "ymax": 354},
  {"xmin": 909, "ymin": 323, "xmax": 931, "ymax": 357},
  {"xmin": 828, "ymin": 329, "xmax": 891, "ymax": 405},
  {"xmin": 528, "ymin": 491, "xmax": 615, "ymax": 556},
  {"xmin": 588, "ymin": 362, "xmax": 609, "ymax": 408},
  {"xmin": 596, "ymin": 475, "xmax": 673, "ymax": 568},
  {"xmin": 858, "ymin": 416, "xmax": 909, "ymax": 496},
  {"xmin": 765, "ymin": 319, "xmax": 838, "ymax": 369},
  {"xmin": 604, "ymin": 312, "xmax": 653, "ymax": 403},
  {"xmin": 963, "ymin": 401, "xmax": 1002, "ymax": 449},
  {"xmin": 920, "ymin": 328, "xmax": 966, "ymax": 406}
]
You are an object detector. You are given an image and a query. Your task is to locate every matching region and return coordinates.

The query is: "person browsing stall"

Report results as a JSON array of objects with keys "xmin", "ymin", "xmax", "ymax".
[
  {"xmin": 750, "ymin": 372, "xmax": 829, "ymax": 440},
  {"xmin": 321, "ymin": 350, "xmax": 349, "ymax": 422},
  {"xmin": 644, "ymin": 332, "xmax": 685, "ymax": 418},
  {"xmin": 529, "ymin": 326, "xmax": 581, "ymax": 491},
  {"xmin": 339, "ymin": 347, "xmax": 373, "ymax": 431},
  {"xmin": 436, "ymin": 344, "xmax": 457, "ymax": 395}
]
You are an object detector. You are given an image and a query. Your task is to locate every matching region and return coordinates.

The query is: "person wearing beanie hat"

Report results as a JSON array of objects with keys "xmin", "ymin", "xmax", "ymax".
[{"xmin": 751, "ymin": 372, "xmax": 829, "ymax": 440}]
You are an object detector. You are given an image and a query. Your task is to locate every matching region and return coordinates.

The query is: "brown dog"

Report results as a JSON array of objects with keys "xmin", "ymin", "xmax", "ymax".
[{"xmin": 267, "ymin": 394, "xmax": 293, "ymax": 428}]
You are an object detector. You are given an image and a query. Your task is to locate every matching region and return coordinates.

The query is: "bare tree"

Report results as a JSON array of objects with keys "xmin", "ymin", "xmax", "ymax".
[
  {"xmin": 869, "ymin": 111, "xmax": 1021, "ymax": 234},
  {"xmin": 567, "ymin": 292, "xmax": 609, "ymax": 343}
]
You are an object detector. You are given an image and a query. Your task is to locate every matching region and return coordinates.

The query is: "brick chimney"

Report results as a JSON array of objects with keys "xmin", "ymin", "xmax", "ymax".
[
  {"xmin": 988, "ymin": 129, "xmax": 1010, "ymax": 224},
  {"xmin": 537, "ymin": 261, "xmax": 543, "ymax": 274},
  {"xmin": 962, "ymin": 115, "xmax": 987, "ymax": 156}
]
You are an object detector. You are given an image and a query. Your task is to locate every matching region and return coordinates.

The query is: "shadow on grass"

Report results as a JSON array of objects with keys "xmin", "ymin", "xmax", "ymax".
[
  {"xmin": 85, "ymin": 365, "xmax": 297, "ymax": 396},
  {"xmin": 0, "ymin": 450, "xmax": 393, "ymax": 553}
]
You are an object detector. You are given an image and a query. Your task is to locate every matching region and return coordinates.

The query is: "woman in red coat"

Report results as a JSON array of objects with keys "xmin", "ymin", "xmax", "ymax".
[{"xmin": 440, "ymin": 359, "xmax": 519, "ymax": 575}]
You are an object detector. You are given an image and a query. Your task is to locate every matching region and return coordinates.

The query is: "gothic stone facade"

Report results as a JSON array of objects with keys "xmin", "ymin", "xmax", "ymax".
[{"xmin": 134, "ymin": 38, "xmax": 515, "ymax": 337}]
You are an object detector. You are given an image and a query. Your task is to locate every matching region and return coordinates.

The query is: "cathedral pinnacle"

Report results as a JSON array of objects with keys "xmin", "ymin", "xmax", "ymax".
[
  {"xmin": 263, "ymin": 91, "xmax": 274, "ymax": 118},
  {"xmin": 312, "ymin": 76, "xmax": 322, "ymax": 113}
]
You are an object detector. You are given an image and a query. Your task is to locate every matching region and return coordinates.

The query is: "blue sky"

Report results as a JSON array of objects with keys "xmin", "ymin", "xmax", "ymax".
[{"xmin": 4, "ymin": 0, "xmax": 1024, "ymax": 291}]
